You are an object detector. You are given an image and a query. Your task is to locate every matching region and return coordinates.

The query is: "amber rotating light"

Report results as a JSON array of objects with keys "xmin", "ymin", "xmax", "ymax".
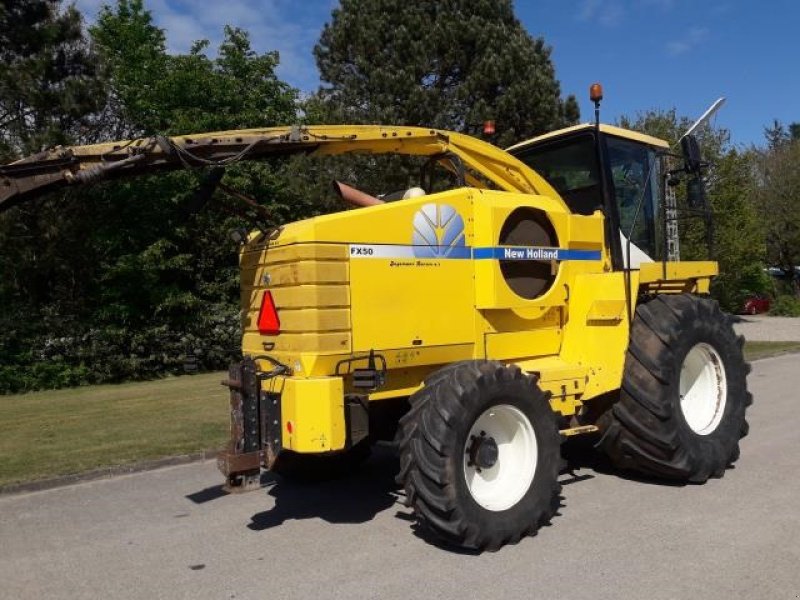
[{"xmin": 590, "ymin": 82, "xmax": 603, "ymax": 128}]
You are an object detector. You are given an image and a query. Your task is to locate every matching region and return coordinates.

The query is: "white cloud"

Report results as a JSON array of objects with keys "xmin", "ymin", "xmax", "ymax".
[
  {"xmin": 578, "ymin": 0, "xmax": 626, "ymax": 27},
  {"xmin": 72, "ymin": 0, "xmax": 324, "ymax": 91},
  {"xmin": 666, "ymin": 26, "xmax": 709, "ymax": 56}
]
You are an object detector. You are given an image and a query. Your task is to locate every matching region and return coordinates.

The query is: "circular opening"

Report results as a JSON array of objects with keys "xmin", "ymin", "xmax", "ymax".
[
  {"xmin": 499, "ymin": 208, "xmax": 558, "ymax": 299},
  {"xmin": 679, "ymin": 342, "xmax": 728, "ymax": 435},
  {"xmin": 463, "ymin": 404, "xmax": 538, "ymax": 512}
]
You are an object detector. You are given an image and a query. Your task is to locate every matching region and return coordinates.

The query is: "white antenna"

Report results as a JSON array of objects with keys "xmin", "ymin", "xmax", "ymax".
[{"xmin": 677, "ymin": 97, "xmax": 726, "ymax": 145}]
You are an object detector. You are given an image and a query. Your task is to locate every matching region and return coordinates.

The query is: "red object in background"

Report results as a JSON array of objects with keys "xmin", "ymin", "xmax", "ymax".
[
  {"xmin": 741, "ymin": 294, "xmax": 771, "ymax": 315},
  {"xmin": 483, "ymin": 120, "xmax": 496, "ymax": 135}
]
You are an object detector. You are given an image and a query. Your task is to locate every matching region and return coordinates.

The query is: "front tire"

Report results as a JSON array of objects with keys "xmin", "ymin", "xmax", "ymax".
[
  {"xmin": 397, "ymin": 361, "xmax": 562, "ymax": 551},
  {"xmin": 598, "ymin": 294, "xmax": 752, "ymax": 482}
]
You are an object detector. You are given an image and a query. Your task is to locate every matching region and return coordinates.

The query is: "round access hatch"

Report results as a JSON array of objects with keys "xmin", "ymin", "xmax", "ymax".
[{"xmin": 498, "ymin": 208, "xmax": 558, "ymax": 300}]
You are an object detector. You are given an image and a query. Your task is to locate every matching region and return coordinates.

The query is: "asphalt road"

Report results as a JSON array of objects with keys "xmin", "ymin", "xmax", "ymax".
[
  {"xmin": 732, "ymin": 315, "xmax": 800, "ymax": 341},
  {"xmin": 1, "ymin": 354, "xmax": 799, "ymax": 600}
]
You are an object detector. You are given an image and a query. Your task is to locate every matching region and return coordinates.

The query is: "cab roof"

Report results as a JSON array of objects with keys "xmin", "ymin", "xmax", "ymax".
[{"xmin": 507, "ymin": 123, "xmax": 670, "ymax": 153}]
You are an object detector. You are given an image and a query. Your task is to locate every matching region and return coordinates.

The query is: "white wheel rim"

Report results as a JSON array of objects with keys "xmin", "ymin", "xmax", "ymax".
[
  {"xmin": 679, "ymin": 343, "xmax": 727, "ymax": 435},
  {"xmin": 463, "ymin": 404, "xmax": 537, "ymax": 512}
]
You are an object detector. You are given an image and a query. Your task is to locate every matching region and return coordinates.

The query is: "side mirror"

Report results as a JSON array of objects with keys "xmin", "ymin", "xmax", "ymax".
[
  {"xmin": 680, "ymin": 134, "xmax": 703, "ymax": 174},
  {"xmin": 686, "ymin": 176, "xmax": 706, "ymax": 210}
]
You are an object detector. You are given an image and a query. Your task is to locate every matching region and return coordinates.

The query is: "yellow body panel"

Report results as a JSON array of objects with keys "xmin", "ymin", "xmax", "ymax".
[
  {"xmin": 276, "ymin": 377, "xmax": 346, "ymax": 452},
  {"xmin": 257, "ymin": 261, "xmax": 349, "ymax": 288},
  {"xmin": 273, "ymin": 308, "xmax": 350, "ymax": 333},
  {"xmin": 252, "ymin": 331, "xmax": 351, "ymax": 353},
  {"xmin": 268, "ymin": 285, "xmax": 350, "ymax": 309},
  {"xmin": 639, "ymin": 260, "xmax": 717, "ymax": 282},
  {"xmin": 560, "ymin": 272, "xmax": 635, "ymax": 400},
  {"xmin": 484, "ymin": 328, "xmax": 562, "ymax": 362},
  {"xmin": 507, "ymin": 123, "xmax": 670, "ymax": 152},
  {"xmin": 350, "ymin": 256, "xmax": 476, "ymax": 350}
]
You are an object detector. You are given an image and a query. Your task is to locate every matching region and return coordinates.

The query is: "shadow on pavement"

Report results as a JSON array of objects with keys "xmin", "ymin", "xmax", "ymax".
[
  {"xmin": 186, "ymin": 484, "xmax": 229, "ymax": 504},
  {"xmin": 186, "ymin": 471, "xmax": 278, "ymax": 505},
  {"xmin": 562, "ymin": 434, "xmax": 688, "ymax": 487},
  {"xmin": 405, "ymin": 494, "xmax": 567, "ymax": 554},
  {"xmin": 185, "ymin": 433, "xmax": 692, "ymax": 547},
  {"xmin": 247, "ymin": 446, "xmax": 401, "ymax": 530}
]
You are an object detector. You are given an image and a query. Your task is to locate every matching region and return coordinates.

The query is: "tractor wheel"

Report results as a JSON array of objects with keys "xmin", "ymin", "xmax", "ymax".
[
  {"xmin": 271, "ymin": 442, "xmax": 370, "ymax": 483},
  {"xmin": 598, "ymin": 294, "xmax": 752, "ymax": 482},
  {"xmin": 396, "ymin": 361, "xmax": 562, "ymax": 551}
]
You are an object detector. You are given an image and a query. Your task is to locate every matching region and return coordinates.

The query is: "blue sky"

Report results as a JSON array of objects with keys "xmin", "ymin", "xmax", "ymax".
[{"xmin": 74, "ymin": 0, "xmax": 798, "ymax": 146}]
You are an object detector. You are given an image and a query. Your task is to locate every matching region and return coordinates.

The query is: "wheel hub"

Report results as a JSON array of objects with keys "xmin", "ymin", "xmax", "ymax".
[
  {"xmin": 679, "ymin": 342, "xmax": 728, "ymax": 435},
  {"xmin": 467, "ymin": 432, "xmax": 499, "ymax": 471},
  {"xmin": 462, "ymin": 404, "xmax": 538, "ymax": 512}
]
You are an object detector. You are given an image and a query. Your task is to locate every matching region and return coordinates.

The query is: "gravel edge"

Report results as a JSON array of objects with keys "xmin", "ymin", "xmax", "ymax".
[{"xmin": 0, "ymin": 449, "xmax": 219, "ymax": 497}]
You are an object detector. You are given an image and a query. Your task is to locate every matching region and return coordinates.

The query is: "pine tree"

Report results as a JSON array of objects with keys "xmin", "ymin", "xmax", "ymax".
[
  {"xmin": 0, "ymin": 0, "xmax": 103, "ymax": 158},
  {"xmin": 789, "ymin": 122, "xmax": 800, "ymax": 142},
  {"xmin": 311, "ymin": 0, "xmax": 579, "ymax": 148},
  {"xmin": 764, "ymin": 119, "xmax": 789, "ymax": 150}
]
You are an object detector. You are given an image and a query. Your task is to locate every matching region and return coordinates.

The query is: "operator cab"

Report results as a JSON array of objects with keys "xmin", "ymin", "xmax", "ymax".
[{"xmin": 507, "ymin": 123, "xmax": 669, "ymax": 269}]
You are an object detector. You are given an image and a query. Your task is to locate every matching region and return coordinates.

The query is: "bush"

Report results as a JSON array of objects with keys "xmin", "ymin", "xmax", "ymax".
[
  {"xmin": 770, "ymin": 295, "xmax": 800, "ymax": 317},
  {"xmin": 711, "ymin": 263, "xmax": 773, "ymax": 314},
  {"xmin": 0, "ymin": 304, "xmax": 242, "ymax": 395}
]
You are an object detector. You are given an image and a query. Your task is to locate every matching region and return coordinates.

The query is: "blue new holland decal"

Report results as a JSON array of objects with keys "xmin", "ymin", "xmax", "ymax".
[
  {"xmin": 349, "ymin": 244, "xmax": 601, "ymax": 261},
  {"xmin": 472, "ymin": 246, "xmax": 602, "ymax": 261}
]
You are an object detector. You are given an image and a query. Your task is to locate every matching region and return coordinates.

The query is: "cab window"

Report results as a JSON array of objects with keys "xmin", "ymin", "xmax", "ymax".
[
  {"xmin": 513, "ymin": 134, "xmax": 603, "ymax": 216},
  {"xmin": 606, "ymin": 136, "xmax": 661, "ymax": 259}
]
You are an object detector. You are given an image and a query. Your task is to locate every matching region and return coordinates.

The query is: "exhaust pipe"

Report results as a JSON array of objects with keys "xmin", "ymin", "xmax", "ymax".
[{"xmin": 332, "ymin": 180, "xmax": 385, "ymax": 208}]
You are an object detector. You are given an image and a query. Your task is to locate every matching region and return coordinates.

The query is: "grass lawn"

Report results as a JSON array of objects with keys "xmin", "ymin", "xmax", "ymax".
[
  {"xmin": 0, "ymin": 372, "xmax": 228, "ymax": 488},
  {"xmin": 2, "ymin": 340, "xmax": 800, "ymax": 488},
  {"xmin": 743, "ymin": 341, "xmax": 800, "ymax": 361}
]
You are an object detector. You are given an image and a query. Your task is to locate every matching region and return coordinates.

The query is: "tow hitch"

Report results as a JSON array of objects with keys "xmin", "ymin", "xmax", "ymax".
[{"xmin": 217, "ymin": 356, "xmax": 286, "ymax": 492}]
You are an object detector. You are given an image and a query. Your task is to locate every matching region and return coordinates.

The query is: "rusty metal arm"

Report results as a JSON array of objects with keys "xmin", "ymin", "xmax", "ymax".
[{"xmin": 0, "ymin": 125, "xmax": 564, "ymax": 213}]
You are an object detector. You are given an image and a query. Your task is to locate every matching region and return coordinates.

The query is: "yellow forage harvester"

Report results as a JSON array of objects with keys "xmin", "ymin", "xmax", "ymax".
[{"xmin": 0, "ymin": 86, "xmax": 749, "ymax": 551}]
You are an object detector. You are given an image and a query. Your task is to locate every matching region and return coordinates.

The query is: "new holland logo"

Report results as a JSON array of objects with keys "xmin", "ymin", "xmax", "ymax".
[{"xmin": 411, "ymin": 204, "xmax": 468, "ymax": 258}]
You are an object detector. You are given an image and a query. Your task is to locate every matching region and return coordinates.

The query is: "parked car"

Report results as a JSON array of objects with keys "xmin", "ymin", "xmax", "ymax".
[{"xmin": 741, "ymin": 294, "xmax": 771, "ymax": 315}]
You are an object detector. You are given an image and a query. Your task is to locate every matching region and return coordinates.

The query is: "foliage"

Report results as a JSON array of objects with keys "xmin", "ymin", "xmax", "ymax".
[
  {"xmin": 618, "ymin": 109, "xmax": 767, "ymax": 312},
  {"xmin": 753, "ymin": 137, "xmax": 800, "ymax": 293},
  {"xmin": 91, "ymin": 1, "xmax": 296, "ymax": 136},
  {"xmin": 0, "ymin": 0, "xmax": 104, "ymax": 158},
  {"xmin": 311, "ymin": 0, "xmax": 579, "ymax": 148},
  {"xmin": 769, "ymin": 295, "xmax": 800, "ymax": 317},
  {"xmin": 763, "ymin": 119, "xmax": 800, "ymax": 149},
  {"xmin": 0, "ymin": 1, "xmax": 301, "ymax": 393}
]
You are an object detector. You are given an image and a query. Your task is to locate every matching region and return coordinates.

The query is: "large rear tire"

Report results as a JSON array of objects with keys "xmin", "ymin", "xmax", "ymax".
[
  {"xmin": 397, "ymin": 361, "xmax": 562, "ymax": 551},
  {"xmin": 598, "ymin": 294, "xmax": 752, "ymax": 482}
]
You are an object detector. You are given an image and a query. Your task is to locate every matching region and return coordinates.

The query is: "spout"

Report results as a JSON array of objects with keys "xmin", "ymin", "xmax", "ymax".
[{"xmin": 332, "ymin": 180, "xmax": 385, "ymax": 208}]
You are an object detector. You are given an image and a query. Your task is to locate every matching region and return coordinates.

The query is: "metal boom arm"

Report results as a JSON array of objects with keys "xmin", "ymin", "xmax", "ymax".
[{"xmin": 0, "ymin": 125, "xmax": 561, "ymax": 213}]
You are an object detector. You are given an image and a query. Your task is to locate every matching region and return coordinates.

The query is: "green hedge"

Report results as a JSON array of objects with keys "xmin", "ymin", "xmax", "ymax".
[
  {"xmin": 0, "ymin": 305, "xmax": 240, "ymax": 394},
  {"xmin": 770, "ymin": 295, "xmax": 800, "ymax": 317}
]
